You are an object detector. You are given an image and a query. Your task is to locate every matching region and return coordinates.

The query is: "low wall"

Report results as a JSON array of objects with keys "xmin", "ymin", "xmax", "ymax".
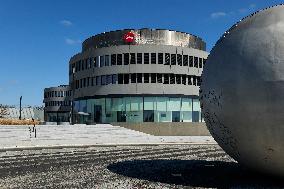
[{"xmin": 111, "ymin": 122, "xmax": 210, "ymax": 136}]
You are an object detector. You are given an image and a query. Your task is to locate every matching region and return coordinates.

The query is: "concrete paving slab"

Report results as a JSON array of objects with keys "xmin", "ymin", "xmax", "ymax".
[{"xmin": 0, "ymin": 124, "xmax": 215, "ymax": 150}]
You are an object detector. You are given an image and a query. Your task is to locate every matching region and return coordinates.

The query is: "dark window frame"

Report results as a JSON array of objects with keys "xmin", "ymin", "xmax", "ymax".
[
  {"xmin": 171, "ymin": 54, "xmax": 176, "ymax": 65},
  {"xmin": 144, "ymin": 53, "xmax": 149, "ymax": 64},
  {"xmin": 151, "ymin": 53, "xmax": 156, "ymax": 64},
  {"xmin": 124, "ymin": 53, "xmax": 129, "ymax": 65},
  {"xmin": 144, "ymin": 73, "xmax": 149, "ymax": 83}
]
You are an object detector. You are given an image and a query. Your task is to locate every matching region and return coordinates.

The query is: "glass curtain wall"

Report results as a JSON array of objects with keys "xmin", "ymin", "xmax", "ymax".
[{"xmin": 73, "ymin": 96, "xmax": 202, "ymax": 124}]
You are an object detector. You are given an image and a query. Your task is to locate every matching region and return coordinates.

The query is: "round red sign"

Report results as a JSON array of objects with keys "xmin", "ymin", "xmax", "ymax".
[{"xmin": 123, "ymin": 32, "xmax": 135, "ymax": 43}]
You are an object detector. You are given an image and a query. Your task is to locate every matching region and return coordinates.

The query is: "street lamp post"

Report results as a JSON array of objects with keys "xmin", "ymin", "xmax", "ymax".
[
  {"xmin": 71, "ymin": 67, "xmax": 75, "ymax": 125},
  {"xmin": 19, "ymin": 96, "xmax": 22, "ymax": 120}
]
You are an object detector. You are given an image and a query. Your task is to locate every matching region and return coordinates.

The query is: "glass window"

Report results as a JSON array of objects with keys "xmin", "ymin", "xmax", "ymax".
[
  {"xmin": 177, "ymin": 54, "xmax": 182, "ymax": 66},
  {"xmin": 91, "ymin": 77, "xmax": 94, "ymax": 86},
  {"xmin": 78, "ymin": 61, "xmax": 81, "ymax": 71},
  {"xmin": 165, "ymin": 53, "xmax": 170, "ymax": 65},
  {"xmin": 168, "ymin": 98, "xmax": 181, "ymax": 111},
  {"xmin": 131, "ymin": 73, "xmax": 136, "ymax": 83},
  {"xmin": 193, "ymin": 76, "xmax": 197, "ymax": 86},
  {"xmin": 151, "ymin": 73, "xmax": 156, "ymax": 83},
  {"xmin": 143, "ymin": 110, "xmax": 154, "ymax": 122},
  {"xmin": 189, "ymin": 56, "xmax": 193, "ymax": 67},
  {"xmin": 94, "ymin": 98, "xmax": 105, "ymax": 123},
  {"xmin": 100, "ymin": 56, "xmax": 105, "ymax": 67},
  {"xmin": 176, "ymin": 74, "xmax": 181, "ymax": 84},
  {"xmin": 75, "ymin": 62, "xmax": 78, "ymax": 72},
  {"xmin": 158, "ymin": 53, "xmax": 163, "ymax": 64},
  {"xmin": 126, "ymin": 97, "xmax": 143, "ymax": 123},
  {"xmin": 157, "ymin": 74, "xmax": 162, "ymax": 83},
  {"xmin": 124, "ymin": 74, "xmax": 129, "ymax": 84},
  {"xmin": 188, "ymin": 76, "xmax": 192, "ymax": 85},
  {"xmin": 87, "ymin": 58, "xmax": 91, "ymax": 69},
  {"xmin": 137, "ymin": 73, "xmax": 142, "ymax": 83},
  {"xmin": 95, "ymin": 56, "xmax": 100, "ymax": 67},
  {"xmin": 117, "ymin": 54, "xmax": 122, "ymax": 65},
  {"xmin": 194, "ymin": 57, "xmax": 198, "ymax": 68},
  {"xmin": 164, "ymin": 74, "xmax": 169, "ymax": 84},
  {"xmin": 96, "ymin": 76, "xmax": 101, "ymax": 85},
  {"xmin": 101, "ymin": 75, "xmax": 106, "ymax": 85},
  {"xmin": 130, "ymin": 53, "xmax": 136, "ymax": 64},
  {"xmin": 181, "ymin": 98, "xmax": 192, "ymax": 111},
  {"xmin": 118, "ymin": 74, "xmax": 123, "ymax": 84},
  {"xmin": 183, "ymin": 55, "xmax": 188, "ymax": 66},
  {"xmin": 105, "ymin": 55, "xmax": 110, "ymax": 66},
  {"xmin": 107, "ymin": 75, "xmax": 112, "ymax": 85},
  {"xmin": 156, "ymin": 97, "xmax": 167, "ymax": 111},
  {"xmin": 182, "ymin": 75, "xmax": 186, "ymax": 85},
  {"xmin": 131, "ymin": 97, "xmax": 143, "ymax": 111},
  {"xmin": 90, "ymin": 58, "xmax": 93, "ymax": 69},
  {"xmin": 144, "ymin": 73, "xmax": 149, "ymax": 83},
  {"xmin": 112, "ymin": 98, "xmax": 126, "ymax": 122},
  {"xmin": 111, "ymin": 54, "xmax": 116, "ymax": 65},
  {"xmin": 112, "ymin": 74, "xmax": 117, "ymax": 84},
  {"xmin": 82, "ymin": 60, "xmax": 85, "ymax": 71},
  {"xmin": 170, "ymin": 74, "xmax": 175, "ymax": 84},
  {"xmin": 199, "ymin": 57, "xmax": 203, "ymax": 68},
  {"xmin": 105, "ymin": 99, "xmax": 112, "ymax": 122},
  {"xmin": 144, "ymin": 97, "xmax": 155, "ymax": 110},
  {"xmin": 144, "ymin": 53, "xmax": 149, "ymax": 64},
  {"xmin": 197, "ymin": 76, "xmax": 201, "ymax": 86},
  {"xmin": 137, "ymin": 53, "xmax": 142, "ymax": 64},
  {"xmin": 172, "ymin": 111, "xmax": 180, "ymax": 122},
  {"xmin": 193, "ymin": 99, "xmax": 201, "ymax": 122},
  {"xmin": 124, "ymin": 53, "xmax": 129, "ymax": 65},
  {"xmin": 151, "ymin": 53, "xmax": 156, "ymax": 64},
  {"xmin": 93, "ymin": 57, "xmax": 96, "ymax": 68},
  {"xmin": 203, "ymin": 58, "xmax": 207, "ymax": 67},
  {"xmin": 171, "ymin": 54, "xmax": 176, "ymax": 65},
  {"xmin": 144, "ymin": 97, "xmax": 155, "ymax": 122}
]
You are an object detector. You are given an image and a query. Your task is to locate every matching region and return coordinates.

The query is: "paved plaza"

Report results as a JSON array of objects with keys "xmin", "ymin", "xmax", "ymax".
[
  {"xmin": 0, "ymin": 125, "xmax": 283, "ymax": 188},
  {"xmin": 0, "ymin": 145, "xmax": 283, "ymax": 188},
  {"xmin": 0, "ymin": 124, "xmax": 215, "ymax": 150}
]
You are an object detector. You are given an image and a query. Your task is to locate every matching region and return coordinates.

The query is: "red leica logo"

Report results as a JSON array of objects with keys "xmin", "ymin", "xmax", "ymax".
[{"xmin": 123, "ymin": 32, "xmax": 135, "ymax": 43}]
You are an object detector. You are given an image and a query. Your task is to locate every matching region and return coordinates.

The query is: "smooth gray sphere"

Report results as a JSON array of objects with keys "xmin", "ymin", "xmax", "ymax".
[{"xmin": 201, "ymin": 5, "xmax": 284, "ymax": 176}]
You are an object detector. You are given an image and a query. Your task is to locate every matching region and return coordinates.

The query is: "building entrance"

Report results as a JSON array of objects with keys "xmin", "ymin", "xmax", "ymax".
[{"xmin": 94, "ymin": 105, "xmax": 102, "ymax": 123}]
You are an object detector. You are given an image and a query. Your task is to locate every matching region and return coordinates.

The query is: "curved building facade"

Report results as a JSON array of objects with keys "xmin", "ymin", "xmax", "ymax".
[
  {"xmin": 69, "ymin": 29, "xmax": 208, "ymax": 124},
  {"xmin": 43, "ymin": 85, "xmax": 72, "ymax": 122}
]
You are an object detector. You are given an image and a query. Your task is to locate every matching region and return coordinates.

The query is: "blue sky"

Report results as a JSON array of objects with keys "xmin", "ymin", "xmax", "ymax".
[{"xmin": 0, "ymin": 0, "xmax": 282, "ymax": 106}]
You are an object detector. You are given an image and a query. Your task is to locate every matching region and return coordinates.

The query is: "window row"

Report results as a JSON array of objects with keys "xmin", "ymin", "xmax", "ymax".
[
  {"xmin": 46, "ymin": 112, "xmax": 70, "ymax": 122},
  {"xmin": 44, "ymin": 90, "xmax": 72, "ymax": 98},
  {"xmin": 73, "ymin": 97, "xmax": 203, "ymax": 123},
  {"xmin": 69, "ymin": 53, "xmax": 206, "ymax": 74},
  {"xmin": 45, "ymin": 100, "xmax": 71, "ymax": 107},
  {"xmin": 74, "ymin": 73, "xmax": 201, "ymax": 89}
]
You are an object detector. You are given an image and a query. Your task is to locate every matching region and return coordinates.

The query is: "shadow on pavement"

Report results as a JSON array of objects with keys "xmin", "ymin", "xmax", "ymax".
[{"xmin": 107, "ymin": 159, "xmax": 284, "ymax": 188}]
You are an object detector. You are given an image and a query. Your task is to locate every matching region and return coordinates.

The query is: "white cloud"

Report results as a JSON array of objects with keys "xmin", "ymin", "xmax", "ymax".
[
  {"xmin": 210, "ymin": 4, "xmax": 257, "ymax": 19},
  {"xmin": 238, "ymin": 4, "xmax": 256, "ymax": 14},
  {"xmin": 60, "ymin": 20, "xmax": 73, "ymax": 26},
  {"xmin": 65, "ymin": 38, "xmax": 81, "ymax": 45},
  {"xmin": 210, "ymin": 12, "xmax": 227, "ymax": 19}
]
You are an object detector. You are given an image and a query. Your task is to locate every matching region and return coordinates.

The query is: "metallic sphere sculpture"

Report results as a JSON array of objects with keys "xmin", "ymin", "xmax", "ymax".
[{"xmin": 200, "ymin": 5, "xmax": 284, "ymax": 176}]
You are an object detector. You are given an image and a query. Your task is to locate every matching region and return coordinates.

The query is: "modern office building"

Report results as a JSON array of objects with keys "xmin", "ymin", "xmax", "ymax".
[
  {"xmin": 43, "ymin": 85, "xmax": 72, "ymax": 123},
  {"xmin": 68, "ymin": 28, "xmax": 209, "ymax": 126}
]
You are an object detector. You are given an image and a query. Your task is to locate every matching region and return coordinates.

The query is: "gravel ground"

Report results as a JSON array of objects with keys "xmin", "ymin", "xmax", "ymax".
[{"xmin": 0, "ymin": 144, "xmax": 283, "ymax": 188}]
